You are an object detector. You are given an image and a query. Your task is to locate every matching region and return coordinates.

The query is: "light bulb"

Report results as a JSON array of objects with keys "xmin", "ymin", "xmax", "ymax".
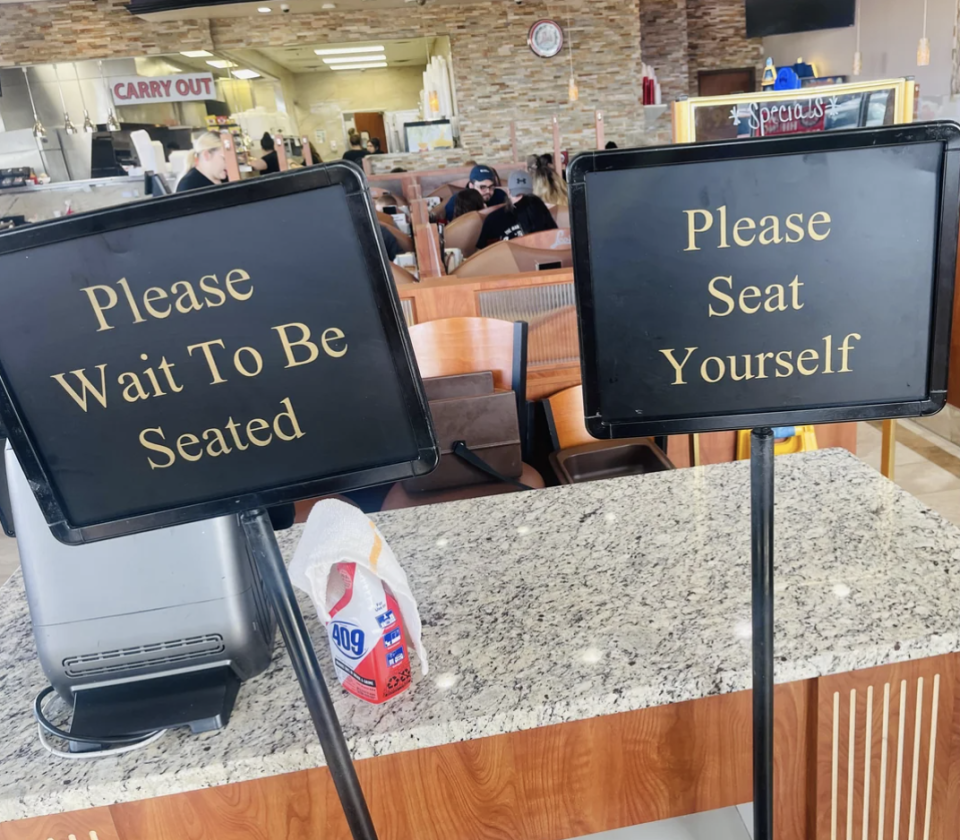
[
  {"xmin": 33, "ymin": 119, "xmax": 47, "ymax": 139},
  {"xmin": 106, "ymin": 110, "xmax": 121, "ymax": 132},
  {"xmin": 917, "ymin": 37, "xmax": 930, "ymax": 66},
  {"xmin": 63, "ymin": 113, "xmax": 77, "ymax": 134},
  {"xmin": 568, "ymin": 76, "xmax": 579, "ymax": 102},
  {"xmin": 82, "ymin": 110, "xmax": 95, "ymax": 133},
  {"xmin": 852, "ymin": 51, "xmax": 862, "ymax": 76}
]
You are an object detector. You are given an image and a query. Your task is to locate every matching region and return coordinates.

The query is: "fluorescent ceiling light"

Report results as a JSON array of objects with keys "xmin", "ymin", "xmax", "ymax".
[
  {"xmin": 322, "ymin": 55, "xmax": 385, "ymax": 64},
  {"xmin": 321, "ymin": 3, "xmax": 336, "ymax": 7},
  {"xmin": 257, "ymin": 6, "xmax": 271, "ymax": 11},
  {"xmin": 207, "ymin": 60, "xmax": 237, "ymax": 68},
  {"xmin": 231, "ymin": 69, "xmax": 262, "ymax": 79},
  {"xmin": 314, "ymin": 46, "xmax": 384, "ymax": 56},
  {"xmin": 332, "ymin": 63, "xmax": 388, "ymax": 70},
  {"xmin": 181, "ymin": 50, "xmax": 213, "ymax": 58}
]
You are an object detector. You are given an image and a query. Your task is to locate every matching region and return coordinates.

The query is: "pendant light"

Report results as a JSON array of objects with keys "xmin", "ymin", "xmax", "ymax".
[
  {"xmin": 74, "ymin": 63, "xmax": 95, "ymax": 133},
  {"xmin": 54, "ymin": 64, "xmax": 77, "ymax": 134},
  {"xmin": 918, "ymin": 0, "xmax": 930, "ymax": 66},
  {"xmin": 567, "ymin": 23, "xmax": 578, "ymax": 102},
  {"xmin": 852, "ymin": 0, "xmax": 862, "ymax": 75},
  {"xmin": 22, "ymin": 67, "xmax": 46, "ymax": 139},
  {"xmin": 99, "ymin": 60, "xmax": 121, "ymax": 132}
]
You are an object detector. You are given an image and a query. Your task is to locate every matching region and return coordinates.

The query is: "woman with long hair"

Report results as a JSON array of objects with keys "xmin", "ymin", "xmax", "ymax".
[
  {"xmin": 529, "ymin": 154, "xmax": 568, "ymax": 207},
  {"xmin": 476, "ymin": 170, "xmax": 557, "ymax": 249}
]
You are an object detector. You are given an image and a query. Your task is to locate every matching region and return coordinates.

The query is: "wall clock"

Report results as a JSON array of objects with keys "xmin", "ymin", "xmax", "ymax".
[{"xmin": 528, "ymin": 19, "xmax": 564, "ymax": 58}]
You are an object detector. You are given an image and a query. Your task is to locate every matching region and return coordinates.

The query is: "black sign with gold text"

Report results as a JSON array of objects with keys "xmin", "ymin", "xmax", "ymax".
[
  {"xmin": 0, "ymin": 164, "xmax": 437, "ymax": 542},
  {"xmin": 569, "ymin": 123, "xmax": 960, "ymax": 438}
]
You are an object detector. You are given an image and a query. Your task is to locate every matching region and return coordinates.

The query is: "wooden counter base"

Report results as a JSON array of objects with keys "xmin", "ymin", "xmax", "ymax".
[{"xmin": 4, "ymin": 654, "xmax": 957, "ymax": 840}]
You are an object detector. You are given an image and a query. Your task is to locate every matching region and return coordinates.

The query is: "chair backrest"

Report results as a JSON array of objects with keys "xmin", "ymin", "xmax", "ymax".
[
  {"xmin": 515, "ymin": 228, "xmax": 571, "ymax": 250},
  {"xmin": 427, "ymin": 183, "xmax": 461, "ymax": 202},
  {"xmin": 409, "ymin": 317, "xmax": 528, "ymax": 447},
  {"xmin": 552, "ymin": 207, "xmax": 570, "ymax": 228},
  {"xmin": 443, "ymin": 210, "xmax": 485, "ymax": 258},
  {"xmin": 376, "ymin": 210, "xmax": 396, "ymax": 226},
  {"xmin": 452, "ymin": 240, "xmax": 522, "ymax": 278},
  {"xmin": 390, "ymin": 262, "xmax": 418, "ymax": 285},
  {"xmin": 544, "ymin": 385, "xmax": 593, "ymax": 450},
  {"xmin": 383, "ymin": 223, "xmax": 414, "ymax": 253},
  {"xmin": 507, "ymin": 240, "xmax": 573, "ymax": 273}
]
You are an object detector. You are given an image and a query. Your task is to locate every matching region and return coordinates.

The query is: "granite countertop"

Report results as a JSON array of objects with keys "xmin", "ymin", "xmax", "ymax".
[{"xmin": 3, "ymin": 448, "xmax": 960, "ymax": 821}]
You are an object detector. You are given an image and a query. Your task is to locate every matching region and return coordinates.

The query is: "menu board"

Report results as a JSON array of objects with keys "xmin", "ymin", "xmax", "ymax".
[
  {"xmin": 568, "ymin": 123, "xmax": 959, "ymax": 438},
  {"xmin": 0, "ymin": 165, "xmax": 437, "ymax": 542}
]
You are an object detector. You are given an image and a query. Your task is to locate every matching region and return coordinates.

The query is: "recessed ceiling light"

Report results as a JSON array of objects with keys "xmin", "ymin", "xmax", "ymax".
[
  {"xmin": 181, "ymin": 50, "xmax": 214, "ymax": 58},
  {"xmin": 257, "ymin": 6, "xmax": 272, "ymax": 11},
  {"xmin": 207, "ymin": 60, "xmax": 237, "ymax": 69},
  {"xmin": 332, "ymin": 62, "xmax": 387, "ymax": 70},
  {"xmin": 314, "ymin": 45, "xmax": 384, "ymax": 55},
  {"xmin": 322, "ymin": 55, "xmax": 385, "ymax": 64},
  {"xmin": 231, "ymin": 69, "xmax": 262, "ymax": 79}
]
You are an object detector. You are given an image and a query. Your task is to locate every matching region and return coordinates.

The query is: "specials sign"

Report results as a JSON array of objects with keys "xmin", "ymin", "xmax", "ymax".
[
  {"xmin": 111, "ymin": 73, "xmax": 216, "ymax": 104},
  {"xmin": 568, "ymin": 123, "xmax": 960, "ymax": 438},
  {"xmin": 0, "ymin": 165, "xmax": 437, "ymax": 542}
]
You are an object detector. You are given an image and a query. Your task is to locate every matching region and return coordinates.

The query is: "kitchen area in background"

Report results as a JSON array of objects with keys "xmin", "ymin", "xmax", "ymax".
[{"xmin": 0, "ymin": 35, "xmax": 457, "ymax": 226}]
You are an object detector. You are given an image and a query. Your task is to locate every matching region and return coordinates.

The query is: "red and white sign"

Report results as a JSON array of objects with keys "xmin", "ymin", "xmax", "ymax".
[{"xmin": 111, "ymin": 74, "xmax": 216, "ymax": 105}]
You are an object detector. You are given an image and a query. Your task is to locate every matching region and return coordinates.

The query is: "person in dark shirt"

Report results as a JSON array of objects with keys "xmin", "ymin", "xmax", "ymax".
[
  {"xmin": 443, "ymin": 164, "xmax": 507, "ymax": 221},
  {"xmin": 342, "ymin": 135, "xmax": 368, "ymax": 164},
  {"xmin": 381, "ymin": 225, "xmax": 400, "ymax": 261},
  {"xmin": 450, "ymin": 188, "xmax": 485, "ymax": 220},
  {"xmin": 176, "ymin": 131, "xmax": 227, "ymax": 192},
  {"xmin": 258, "ymin": 132, "xmax": 280, "ymax": 174},
  {"xmin": 366, "ymin": 138, "xmax": 385, "ymax": 154},
  {"xmin": 476, "ymin": 170, "xmax": 557, "ymax": 249}
]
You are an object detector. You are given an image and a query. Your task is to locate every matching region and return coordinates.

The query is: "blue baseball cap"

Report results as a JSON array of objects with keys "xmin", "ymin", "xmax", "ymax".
[{"xmin": 469, "ymin": 165, "xmax": 495, "ymax": 183}]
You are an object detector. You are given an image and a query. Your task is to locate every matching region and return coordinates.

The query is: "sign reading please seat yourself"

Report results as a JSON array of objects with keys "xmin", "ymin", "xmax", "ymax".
[
  {"xmin": 568, "ymin": 123, "xmax": 960, "ymax": 438},
  {"xmin": 0, "ymin": 165, "xmax": 437, "ymax": 543}
]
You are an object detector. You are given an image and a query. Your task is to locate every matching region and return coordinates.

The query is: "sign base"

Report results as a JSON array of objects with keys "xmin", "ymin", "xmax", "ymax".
[{"xmin": 241, "ymin": 510, "xmax": 379, "ymax": 840}]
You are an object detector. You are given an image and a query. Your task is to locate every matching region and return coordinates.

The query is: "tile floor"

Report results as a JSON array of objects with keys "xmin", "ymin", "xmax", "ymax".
[{"xmin": 0, "ymin": 422, "xmax": 957, "ymax": 839}]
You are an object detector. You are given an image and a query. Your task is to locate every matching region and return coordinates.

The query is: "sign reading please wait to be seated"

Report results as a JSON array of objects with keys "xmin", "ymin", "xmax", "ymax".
[
  {"xmin": 0, "ymin": 165, "xmax": 436, "ymax": 543},
  {"xmin": 111, "ymin": 73, "xmax": 216, "ymax": 104},
  {"xmin": 569, "ymin": 123, "xmax": 960, "ymax": 438}
]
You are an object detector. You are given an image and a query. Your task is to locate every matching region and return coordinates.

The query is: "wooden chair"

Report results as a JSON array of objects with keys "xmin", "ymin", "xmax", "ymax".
[
  {"xmin": 390, "ymin": 262, "xmax": 418, "ymax": 285},
  {"xmin": 443, "ymin": 210, "xmax": 484, "ymax": 258},
  {"xmin": 515, "ymin": 228, "xmax": 571, "ymax": 250},
  {"xmin": 376, "ymin": 210, "xmax": 396, "ymax": 226},
  {"xmin": 382, "ymin": 317, "xmax": 541, "ymax": 510},
  {"xmin": 551, "ymin": 206, "xmax": 570, "ymax": 228},
  {"xmin": 543, "ymin": 385, "xmax": 594, "ymax": 450},
  {"xmin": 453, "ymin": 239, "xmax": 573, "ymax": 278}
]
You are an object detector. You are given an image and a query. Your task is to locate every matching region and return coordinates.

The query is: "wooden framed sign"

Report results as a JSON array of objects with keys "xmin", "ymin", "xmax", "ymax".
[
  {"xmin": 0, "ymin": 164, "xmax": 438, "ymax": 543},
  {"xmin": 568, "ymin": 122, "xmax": 960, "ymax": 438}
]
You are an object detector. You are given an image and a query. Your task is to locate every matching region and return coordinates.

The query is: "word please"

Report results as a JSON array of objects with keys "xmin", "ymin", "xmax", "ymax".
[
  {"xmin": 684, "ymin": 206, "xmax": 831, "ymax": 251},
  {"xmin": 659, "ymin": 334, "xmax": 861, "ymax": 385}
]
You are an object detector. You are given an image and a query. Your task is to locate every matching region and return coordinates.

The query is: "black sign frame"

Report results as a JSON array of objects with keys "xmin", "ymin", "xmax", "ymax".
[
  {"xmin": 568, "ymin": 122, "xmax": 960, "ymax": 439},
  {"xmin": 0, "ymin": 163, "xmax": 438, "ymax": 543}
]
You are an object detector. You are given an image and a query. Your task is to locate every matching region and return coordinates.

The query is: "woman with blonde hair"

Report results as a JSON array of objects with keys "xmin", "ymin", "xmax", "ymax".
[
  {"xmin": 176, "ymin": 132, "xmax": 228, "ymax": 192},
  {"xmin": 529, "ymin": 153, "xmax": 568, "ymax": 207}
]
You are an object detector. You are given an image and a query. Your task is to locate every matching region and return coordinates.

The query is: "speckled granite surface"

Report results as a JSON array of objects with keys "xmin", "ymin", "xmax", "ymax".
[{"xmin": 3, "ymin": 448, "xmax": 960, "ymax": 821}]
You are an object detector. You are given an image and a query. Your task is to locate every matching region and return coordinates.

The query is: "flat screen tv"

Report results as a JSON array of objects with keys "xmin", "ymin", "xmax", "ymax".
[{"xmin": 745, "ymin": 0, "xmax": 855, "ymax": 38}]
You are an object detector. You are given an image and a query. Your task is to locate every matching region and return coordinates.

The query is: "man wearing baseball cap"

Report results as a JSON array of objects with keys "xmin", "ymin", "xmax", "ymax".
[
  {"xmin": 476, "ymin": 169, "xmax": 557, "ymax": 249},
  {"xmin": 444, "ymin": 164, "xmax": 507, "ymax": 221}
]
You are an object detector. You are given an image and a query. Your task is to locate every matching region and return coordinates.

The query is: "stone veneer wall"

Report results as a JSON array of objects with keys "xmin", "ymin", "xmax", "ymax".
[
  {"xmin": 639, "ymin": 0, "xmax": 689, "ymax": 104},
  {"xmin": 211, "ymin": 0, "xmax": 644, "ymax": 160},
  {"xmin": 0, "ymin": 0, "xmax": 213, "ymax": 65},
  {"xmin": 0, "ymin": 0, "xmax": 643, "ymax": 161},
  {"xmin": 685, "ymin": 0, "xmax": 763, "ymax": 94}
]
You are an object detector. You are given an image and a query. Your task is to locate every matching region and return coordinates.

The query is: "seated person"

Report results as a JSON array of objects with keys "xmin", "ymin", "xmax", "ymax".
[
  {"xmin": 375, "ymin": 191, "xmax": 403, "ymax": 212},
  {"xmin": 476, "ymin": 171, "xmax": 557, "ymax": 249},
  {"xmin": 529, "ymin": 153, "xmax": 568, "ymax": 207},
  {"xmin": 366, "ymin": 137, "xmax": 384, "ymax": 154},
  {"xmin": 443, "ymin": 164, "xmax": 507, "ymax": 220},
  {"xmin": 380, "ymin": 225, "xmax": 400, "ymax": 261},
  {"xmin": 449, "ymin": 187, "xmax": 485, "ymax": 221}
]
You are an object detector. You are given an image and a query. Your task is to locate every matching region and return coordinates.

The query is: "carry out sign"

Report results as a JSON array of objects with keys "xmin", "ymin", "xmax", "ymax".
[{"xmin": 111, "ymin": 74, "xmax": 216, "ymax": 104}]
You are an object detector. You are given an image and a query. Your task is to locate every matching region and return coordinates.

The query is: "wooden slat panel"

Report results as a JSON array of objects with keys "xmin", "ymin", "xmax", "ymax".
[
  {"xmin": 0, "ymin": 806, "xmax": 121, "ymax": 840},
  {"xmin": 815, "ymin": 654, "xmax": 960, "ymax": 840}
]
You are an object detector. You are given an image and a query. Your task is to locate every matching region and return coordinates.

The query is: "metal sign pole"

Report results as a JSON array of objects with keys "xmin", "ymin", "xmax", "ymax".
[
  {"xmin": 241, "ymin": 509, "xmax": 380, "ymax": 840},
  {"xmin": 750, "ymin": 428, "xmax": 775, "ymax": 840}
]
